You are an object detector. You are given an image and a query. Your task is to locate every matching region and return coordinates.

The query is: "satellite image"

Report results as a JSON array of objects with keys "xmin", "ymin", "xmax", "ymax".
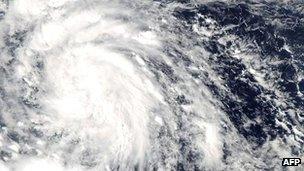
[{"xmin": 0, "ymin": 0, "xmax": 303, "ymax": 170}]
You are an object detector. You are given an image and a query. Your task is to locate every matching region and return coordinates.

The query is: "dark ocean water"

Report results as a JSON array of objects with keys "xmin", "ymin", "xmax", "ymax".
[
  {"xmin": 0, "ymin": 0, "xmax": 303, "ymax": 170},
  {"xmin": 173, "ymin": 0, "xmax": 304, "ymax": 147}
]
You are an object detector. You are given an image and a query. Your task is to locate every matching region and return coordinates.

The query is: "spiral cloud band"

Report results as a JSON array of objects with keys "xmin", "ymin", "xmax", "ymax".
[
  {"xmin": 0, "ymin": 0, "xmax": 174, "ymax": 170},
  {"xmin": 0, "ymin": 0, "xmax": 303, "ymax": 170}
]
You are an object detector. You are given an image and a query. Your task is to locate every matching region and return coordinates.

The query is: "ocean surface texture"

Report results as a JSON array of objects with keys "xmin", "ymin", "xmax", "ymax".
[{"xmin": 0, "ymin": 0, "xmax": 303, "ymax": 170}]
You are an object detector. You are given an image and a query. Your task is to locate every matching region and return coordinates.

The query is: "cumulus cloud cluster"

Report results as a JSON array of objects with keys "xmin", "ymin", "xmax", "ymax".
[{"xmin": 0, "ymin": 0, "xmax": 227, "ymax": 170}]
